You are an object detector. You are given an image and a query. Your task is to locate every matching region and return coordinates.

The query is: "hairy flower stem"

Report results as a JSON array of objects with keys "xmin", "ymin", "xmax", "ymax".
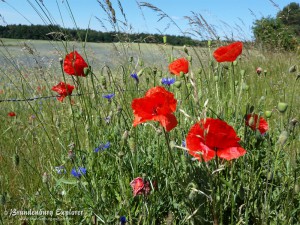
[{"xmin": 163, "ymin": 129, "xmax": 180, "ymax": 181}]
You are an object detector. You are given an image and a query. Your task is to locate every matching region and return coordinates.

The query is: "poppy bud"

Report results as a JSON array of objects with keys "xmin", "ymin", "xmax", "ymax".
[
  {"xmin": 214, "ymin": 75, "xmax": 219, "ymax": 82},
  {"xmin": 169, "ymin": 140, "xmax": 176, "ymax": 149},
  {"xmin": 242, "ymin": 83, "xmax": 249, "ymax": 91},
  {"xmin": 42, "ymin": 172, "xmax": 49, "ymax": 183},
  {"xmin": 233, "ymin": 60, "xmax": 238, "ymax": 66},
  {"xmin": 179, "ymin": 71, "xmax": 184, "ymax": 78},
  {"xmin": 145, "ymin": 77, "xmax": 150, "ymax": 84},
  {"xmin": 267, "ymin": 171, "xmax": 273, "ymax": 181},
  {"xmin": 152, "ymin": 67, "xmax": 157, "ymax": 75},
  {"xmin": 248, "ymin": 116, "xmax": 255, "ymax": 126},
  {"xmin": 258, "ymin": 96, "xmax": 265, "ymax": 105},
  {"xmin": 222, "ymin": 65, "xmax": 228, "ymax": 70},
  {"xmin": 122, "ymin": 130, "xmax": 129, "ymax": 140},
  {"xmin": 68, "ymin": 150, "xmax": 75, "ymax": 160},
  {"xmin": 129, "ymin": 56, "xmax": 133, "ymax": 63},
  {"xmin": 289, "ymin": 118, "xmax": 298, "ymax": 127},
  {"xmin": 240, "ymin": 70, "xmax": 245, "ymax": 77},
  {"xmin": 278, "ymin": 102, "xmax": 288, "ymax": 113},
  {"xmin": 137, "ymin": 68, "xmax": 144, "ymax": 77},
  {"xmin": 183, "ymin": 45, "xmax": 188, "ymax": 54},
  {"xmin": 264, "ymin": 70, "xmax": 267, "ymax": 76},
  {"xmin": 264, "ymin": 110, "xmax": 272, "ymax": 118},
  {"xmin": 187, "ymin": 55, "xmax": 192, "ymax": 62},
  {"xmin": 0, "ymin": 193, "xmax": 6, "ymax": 205},
  {"xmin": 101, "ymin": 76, "xmax": 107, "ymax": 89},
  {"xmin": 207, "ymin": 40, "xmax": 212, "ymax": 47},
  {"xmin": 128, "ymin": 138, "xmax": 135, "ymax": 151},
  {"xmin": 13, "ymin": 153, "xmax": 19, "ymax": 166},
  {"xmin": 174, "ymin": 81, "xmax": 181, "ymax": 88},
  {"xmin": 294, "ymin": 183, "xmax": 300, "ymax": 194},
  {"xmin": 139, "ymin": 59, "xmax": 144, "ymax": 67},
  {"xmin": 197, "ymin": 68, "xmax": 202, "ymax": 75},
  {"xmin": 163, "ymin": 35, "xmax": 167, "ymax": 44},
  {"xmin": 157, "ymin": 71, "xmax": 162, "ymax": 78},
  {"xmin": 277, "ymin": 130, "xmax": 288, "ymax": 146},
  {"xmin": 289, "ymin": 65, "xmax": 296, "ymax": 73},
  {"xmin": 83, "ymin": 67, "xmax": 90, "ymax": 76},
  {"xmin": 59, "ymin": 57, "xmax": 63, "ymax": 64},
  {"xmin": 256, "ymin": 67, "xmax": 262, "ymax": 75}
]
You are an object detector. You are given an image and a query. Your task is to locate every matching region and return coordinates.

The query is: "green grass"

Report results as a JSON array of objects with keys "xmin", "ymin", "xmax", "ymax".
[{"xmin": 0, "ymin": 37, "xmax": 299, "ymax": 224}]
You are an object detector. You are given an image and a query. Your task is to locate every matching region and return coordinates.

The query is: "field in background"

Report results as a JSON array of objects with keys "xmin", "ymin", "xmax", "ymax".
[{"xmin": 0, "ymin": 37, "xmax": 299, "ymax": 224}]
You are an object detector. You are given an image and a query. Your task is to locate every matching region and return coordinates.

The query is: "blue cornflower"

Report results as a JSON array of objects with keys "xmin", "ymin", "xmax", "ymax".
[
  {"xmin": 71, "ymin": 167, "xmax": 86, "ymax": 178},
  {"xmin": 182, "ymin": 140, "xmax": 186, "ymax": 147},
  {"xmin": 103, "ymin": 93, "xmax": 115, "ymax": 100},
  {"xmin": 161, "ymin": 77, "xmax": 175, "ymax": 86},
  {"xmin": 55, "ymin": 166, "xmax": 66, "ymax": 174},
  {"xmin": 130, "ymin": 73, "xmax": 139, "ymax": 83},
  {"xmin": 94, "ymin": 142, "xmax": 110, "ymax": 153},
  {"xmin": 120, "ymin": 216, "xmax": 127, "ymax": 224}
]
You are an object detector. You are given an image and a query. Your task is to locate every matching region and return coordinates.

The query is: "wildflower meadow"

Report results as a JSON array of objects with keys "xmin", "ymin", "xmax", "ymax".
[{"xmin": 0, "ymin": 1, "xmax": 299, "ymax": 224}]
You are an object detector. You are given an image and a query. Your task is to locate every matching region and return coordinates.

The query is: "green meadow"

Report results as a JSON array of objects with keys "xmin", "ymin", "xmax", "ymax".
[{"xmin": 0, "ymin": 36, "xmax": 299, "ymax": 225}]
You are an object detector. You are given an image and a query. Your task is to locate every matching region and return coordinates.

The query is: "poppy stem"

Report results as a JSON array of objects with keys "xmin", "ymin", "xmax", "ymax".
[{"xmin": 163, "ymin": 129, "xmax": 180, "ymax": 179}]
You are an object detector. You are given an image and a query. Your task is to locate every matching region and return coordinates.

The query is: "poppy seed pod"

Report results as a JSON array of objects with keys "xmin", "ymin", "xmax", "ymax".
[
  {"xmin": 264, "ymin": 110, "xmax": 272, "ymax": 118},
  {"xmin": 278, "ymin": 102, "xmax": 288, "ymax": 113},
  {"xmin": 174, "ymin": 81, "xmax": 182, "ymax": 88}
]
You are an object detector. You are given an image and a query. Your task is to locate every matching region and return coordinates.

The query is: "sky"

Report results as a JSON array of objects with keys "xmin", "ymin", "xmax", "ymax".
[{"xmin": 0, "ymin": 0, "xmax": 295, "ymax": 40}]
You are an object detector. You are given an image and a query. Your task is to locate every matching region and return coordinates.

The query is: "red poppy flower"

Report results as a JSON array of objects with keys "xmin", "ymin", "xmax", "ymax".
[
  {"xmin": 51, "ymin": 82, "xmax": 75, "ymax": 102},
  {"xmin": 63, "ymin": 51, "xmax": 88, "ymax": 76},
  {"xmin": 245, "ymin": 114, "xmax": 268, "ymax": 135},
  {"xmin": 186, "ymin": 118, "xmax": 246, "ymax": 161},
  {"xmin": 131, "ymin": 86, "xmax": 177, "ymax": 131},
  {"xmin": 8, "ymin": 112, "xmax": 16, "ymax": 117},
  {"xmin": 169, "ymin": 58, "xmax": 189, "ymax": 75},
  {"xmin": 213, "ymin": 42, "xmax": 243, "ymax": 63},
  {"xmin": 130, "ymin": 177, "xmax": 153, "ymax": 197}
]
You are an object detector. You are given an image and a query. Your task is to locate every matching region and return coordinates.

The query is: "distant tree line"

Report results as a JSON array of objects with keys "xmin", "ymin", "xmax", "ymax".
[{"xmin": 0, "ymin": 24, "xmax": 204, "ymax": 46}]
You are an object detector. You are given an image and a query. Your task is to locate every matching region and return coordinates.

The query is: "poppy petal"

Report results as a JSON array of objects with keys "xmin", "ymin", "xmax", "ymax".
[
  {"xmin": 217, "ymin": 147, "xmax": 247, "ymax": 160},
  {"xmin": 154, "ymin": 114, "xmax": 178, "ymax": 132},
  {"xmin": 131, "ymin": 86, "xmax": 177, "ymax": 131},
  {"xmin": 130, "ymin": 177, "xmax": 144, "ymax": 197},
  {"xmin": 245, "ymin": 114, "xmax": 269, "ymax": 135},
  {"xmin": 169, "ymin": 58, "xmax": 189, "ymax": 75},
  {"xmin": 63, "ymin": 51, "xmax": 88, "ymax": 76},
  {"xmin": 213, "ymin": 42, "xmax": 243, "ymax": 63},
  {"xmin": 188, "ymin": 142, "xmax": 216, "ymax": 162}
]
